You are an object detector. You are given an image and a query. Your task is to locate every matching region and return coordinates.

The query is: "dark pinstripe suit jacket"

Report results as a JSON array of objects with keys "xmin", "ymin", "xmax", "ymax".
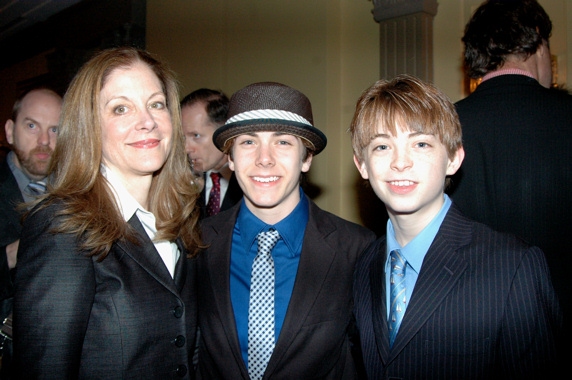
[
  {"xmin": 13, "ymin": 201, "xmax": 197, "ymax": 379},
  {"xmin": 354, "ymin": 204, "xmax": 562, "ymax": 380}
]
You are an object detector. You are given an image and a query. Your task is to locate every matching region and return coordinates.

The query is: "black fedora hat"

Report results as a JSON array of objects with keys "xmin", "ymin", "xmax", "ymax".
[{"xmin": 213, "ymin": 82, "xmax": 327, "ymax": 155}]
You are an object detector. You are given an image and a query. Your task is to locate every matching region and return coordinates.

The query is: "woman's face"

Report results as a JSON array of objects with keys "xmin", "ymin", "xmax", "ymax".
[{"xmin": 99, "ymin": 61, "xmax": 172, "ymax": 186}]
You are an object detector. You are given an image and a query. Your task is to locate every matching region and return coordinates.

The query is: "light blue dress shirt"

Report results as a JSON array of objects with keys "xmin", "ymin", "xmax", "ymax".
[{"xmin": 385, "ymin": 194, "xmax": 452, "ymax": 327}]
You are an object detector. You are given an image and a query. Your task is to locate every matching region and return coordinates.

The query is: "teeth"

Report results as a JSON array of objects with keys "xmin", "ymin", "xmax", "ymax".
[
  {"xmin": 254, "ymin": 176, "xmax": 279, "ymax": 183},
  {"xmin": 390, "ymin": 180, "xmax": 414, "ymax": 186}
]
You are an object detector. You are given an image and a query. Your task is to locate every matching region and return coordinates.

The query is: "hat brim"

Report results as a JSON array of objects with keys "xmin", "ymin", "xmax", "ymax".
[{"xmin": 213, "ymin": 119, "xmax": 327, "ymax": 155}]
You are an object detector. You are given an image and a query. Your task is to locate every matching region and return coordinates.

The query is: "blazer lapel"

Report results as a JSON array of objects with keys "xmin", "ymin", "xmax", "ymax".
[
  {"xmin": 220, "ymin": 173, "xmax": 242, "ymax": 212},
  {"xmin": 115, "ymin": 215, "xmax": 179, "ymax": 295},
  {"xmin": 369, "ymin": 239, "xmax": 391, "ymax": 364},
  {"xmin": 173, "ymin": 239, "xmax": 188, "ymax": 293},
  {"xmin": 388, "ymin": 205, "xmax": 472, "ymax": 358},
  {"xmin": 204, "ymin": 206, "xmax": 248, "ymax": 375},
  {"xmin": 0, "ymin": 160, "xmax": 24, "ymax": 230},
  {"xmin": 199, "ymin": 173, "xmax": 207, "ymax": 218},
  {"xmin": 266, "ymin": 202, "xmax": 337, "ymax": 373}
]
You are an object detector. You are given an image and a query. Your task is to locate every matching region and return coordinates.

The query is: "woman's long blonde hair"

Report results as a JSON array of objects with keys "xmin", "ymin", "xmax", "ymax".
[{"xmin": 31, "ymin": 47, "xmax": 202, "ymax": 259}]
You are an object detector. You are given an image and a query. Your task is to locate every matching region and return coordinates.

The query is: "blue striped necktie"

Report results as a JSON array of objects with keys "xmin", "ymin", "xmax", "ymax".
[{"xmin": 389, "ymin": 249, "xmax": 407, "ymax": 347}]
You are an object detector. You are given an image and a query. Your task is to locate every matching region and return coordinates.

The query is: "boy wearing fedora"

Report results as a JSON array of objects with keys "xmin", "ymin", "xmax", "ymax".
[{"xmin": 196, "ymin": 82, "xmax": 376, "ymax": 379}]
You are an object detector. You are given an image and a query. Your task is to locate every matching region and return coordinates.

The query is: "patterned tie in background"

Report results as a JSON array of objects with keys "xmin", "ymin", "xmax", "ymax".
[
  {"xmin": 389, "ymin": 249, "xmax": 407, "ymax": 347},
  {"xmin": 248, "ymin": 229, "xmax": 280, "ymax": 380},
  {"xmin": 26, "ymin": 180, "xmax": 47, "ymax": 196},
  {"xmin": 206, "ymin": 172, "xmax": 221, "ymax": 216}
]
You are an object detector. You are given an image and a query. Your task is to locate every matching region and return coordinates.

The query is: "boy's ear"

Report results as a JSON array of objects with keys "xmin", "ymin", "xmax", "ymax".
[
  {"xmin": 227, "ymin": 154, "xmax": 235, "ymax": 171},
  {"xmin": 301, "ymin": 153, "xmax": 313, "ymax": 173},
  {"xmin": 353, "ymin": 154, "xmax": 369, "ymax": 180},
  {"xmin": 446, "ymin": 146, "xmax": 465, "ymax": 176}
]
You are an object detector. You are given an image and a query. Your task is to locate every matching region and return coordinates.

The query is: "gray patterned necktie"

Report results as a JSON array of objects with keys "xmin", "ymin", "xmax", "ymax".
[
  {"xmin": 389, "ymin": 249, "xmax": 407, "ymax": 347},
  {"xmin": 248, "ymin": 229, "xmax": 280, "ymax": 380},
  {"xmin": 26, "ymin": 180, "xmax": 47, "ymax": 196}
]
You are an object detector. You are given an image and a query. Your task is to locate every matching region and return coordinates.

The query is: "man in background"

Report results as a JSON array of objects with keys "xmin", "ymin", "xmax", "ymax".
[
  {"xmin": 181, "ymin": 88, "xmax": 242, "ymax": 218},
  {"xmin": 450, "ymin": 0, "xmax": 572, "ymax": 344},
  {"xmin": 0, "ymin": 86, "xmax": 62, "ymax": 378}
]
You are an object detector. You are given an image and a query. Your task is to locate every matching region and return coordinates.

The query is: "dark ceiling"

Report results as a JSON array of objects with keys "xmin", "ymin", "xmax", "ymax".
[
  {"xmin": 0, "ymin": 0, "xmax": 83, "ymax": 44},
  {"xmin": 0, "ymin": 0, "xmax": 146, "ymax": 74}
]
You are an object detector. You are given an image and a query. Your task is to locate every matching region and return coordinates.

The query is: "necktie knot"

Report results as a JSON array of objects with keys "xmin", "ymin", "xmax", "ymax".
[
  {"xmin": 26, "ymin": 180, "xmax": 47, "ymax": 196},
  {"xmin": 210, "ymin": 171, "xmax": 221, "ymax": 184},
  {"xmin": 256, "ymin": 229, "xmax": 280, "ymax": 256},
  {"xmin": 389, "ymin": 249, "xmax": 407, "ymax": 347},
  {"xmin": 206, "ymin": 172, "xmax": 222, "ymax": 216}
]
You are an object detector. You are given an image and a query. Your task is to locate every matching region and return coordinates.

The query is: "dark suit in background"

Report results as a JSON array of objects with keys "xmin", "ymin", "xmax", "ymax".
[
  {"xmin": 197, "ymin": 198, "xmax": 376, "ymax": 379},
  {"xmin": 13, "ymin": 201, "xmax": 197, "ymax": 379},
  {"xmin": 0, "ymin": 159, "xmax": 22, "ymax": 320},
  {"xmin": 0, "ymin": 158, "xmax": 24, "ymax": 379},
  {"xmin": 354, "ymin": 204, "xmax": 562, "ymax": 380},
  {"xmin": 451, "ymin": 74, "xmax": 572, "ymax": 339}
]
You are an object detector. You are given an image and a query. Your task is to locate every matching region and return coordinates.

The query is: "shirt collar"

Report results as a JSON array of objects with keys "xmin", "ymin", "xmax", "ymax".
[
  {"xmin": 101, "ymin": 164, "xmax": 146, "ymax": 222},
  {"xmin": 7, "ymin": 151, "xmax": 47, "ymax": 198},
  {"xmin": 385, "ymin": 194, "xmax": 452, "ymax": 274},
  {"xmin": 481, "ymin": 68, "xmax": 536, "ymax": 83},
  {"xmin": 237, "ymin": 186, "xmax": 309, "ymax": 257}
]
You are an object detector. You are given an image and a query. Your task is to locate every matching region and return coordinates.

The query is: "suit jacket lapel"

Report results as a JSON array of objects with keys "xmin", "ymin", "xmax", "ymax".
[
  {"xmin": 173, "ymin": 239, "xmax": 188, "ymax": 293},
  {"xmin": 199, "ymin": 173, "xmax": 207, "ymax": 218},
  {"xmin": 0, "ymin": 160, "xmax": 25, "ymax": 231},
  {"xmin": 115, "ymin": 215, "xmax": 180, "ymax": 295},
  {"xmin": 204, "ymin": 205, "xmax": 248, "ymax": 375},
  {"xmin": 369, "ymin": 238, "xmax": 391, "ymax": 364},
  {"xmin": 220, "ymin": 173, "xmax": 242, "ymax": 212},
  {"xmin": 266, "ymin": 201, "xmax": 337, "ymax": 372},
  {"xmin": 388, "ymin": 205, "xmax": 472, "ymax": 359}
]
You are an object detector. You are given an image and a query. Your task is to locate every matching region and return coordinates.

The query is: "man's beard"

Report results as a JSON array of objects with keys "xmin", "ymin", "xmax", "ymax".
[{"xmin": 12, "ymin": 145, "xmax": 52, "ymax": 178}]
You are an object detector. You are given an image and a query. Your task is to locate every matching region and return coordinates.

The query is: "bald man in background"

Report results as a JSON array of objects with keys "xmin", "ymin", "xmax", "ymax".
[{"xmin": 1, "ymin": 87, "xmax": 62, "ymax": 378}]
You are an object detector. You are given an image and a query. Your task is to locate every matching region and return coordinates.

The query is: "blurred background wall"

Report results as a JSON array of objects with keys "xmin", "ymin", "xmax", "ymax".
[{"xmin": 0, "ymin": 0, "xmax": 569, "ymax": 234}]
